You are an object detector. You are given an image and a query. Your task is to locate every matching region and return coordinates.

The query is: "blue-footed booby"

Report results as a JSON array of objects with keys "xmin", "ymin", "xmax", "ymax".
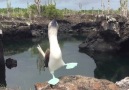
[{"xmin": 37, "ymin": 20, "xmax": 78, "ymax": 85}]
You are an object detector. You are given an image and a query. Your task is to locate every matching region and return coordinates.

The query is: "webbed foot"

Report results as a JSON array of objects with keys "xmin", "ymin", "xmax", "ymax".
[{"xmin": 65, "ymin": 62, "xmax": 78, "ymax": 69}]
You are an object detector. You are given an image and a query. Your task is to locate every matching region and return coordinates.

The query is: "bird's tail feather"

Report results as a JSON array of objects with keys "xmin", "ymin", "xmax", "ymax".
[
  {"xmin": 37, "ymin": 44, "xmax": 45, "ymax": 58},
  {"xmin": 65, "ymin": 62, "xmax": 78, "ymax": 69}
]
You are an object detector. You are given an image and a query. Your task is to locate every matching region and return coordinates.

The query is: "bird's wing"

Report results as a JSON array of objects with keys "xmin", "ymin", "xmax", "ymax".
[
  {"xmin": 37, "ymin": 44, "xmax": 46, "ymax": 71},
  {"xmin": 37, "ymin": 45, "xmax": 50, "ymax": 71},
  {"xmin": 44, "ymin": 49, "xmax": 50, "ymax": 67},
  {"xmin": 37, "ymin": 44, "xmax": 45, "ymax": 58},
  {"xmin": 37, "ymin": 53, "xmax": 45, "ymax": 71}
]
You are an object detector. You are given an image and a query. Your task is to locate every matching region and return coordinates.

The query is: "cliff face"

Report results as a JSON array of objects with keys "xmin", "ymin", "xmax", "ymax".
[
  {"xmin": 0, "ymin": 15, "xmax": 107, "ymax": 39},
  {"xmin": 35, "ymin": 75, "xmax": 119, "ymax": 90},
  {"xmin": 1, "ymin": 15, "xmax": 129, "ymax": 53},
  {"xmin": 79, "ymin": 15, "xmax": 129, "ymax": 53}
]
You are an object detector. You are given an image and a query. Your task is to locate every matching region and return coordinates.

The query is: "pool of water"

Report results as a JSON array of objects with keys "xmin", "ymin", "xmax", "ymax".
[{"xmin": 3, "ymin": 37, "xmax": 96, "ymax": 90}]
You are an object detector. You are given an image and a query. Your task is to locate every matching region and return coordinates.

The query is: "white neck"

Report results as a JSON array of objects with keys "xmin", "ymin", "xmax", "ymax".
[
  {"xmin": 49, "ymin": 35, "xmax": 59, "ymax": 47},
  {"xmin": 48, "ymin": 28, "xmax": 61, "ymax": 54}
]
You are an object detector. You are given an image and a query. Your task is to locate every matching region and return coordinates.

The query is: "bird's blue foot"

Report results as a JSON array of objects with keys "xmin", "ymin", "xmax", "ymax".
[
  {"xmin": 65, "ymin": 62, "xmax": 78, "ymax": 69},
  {"xmin": 48, "ymin": 73, "xmax": 59, "ymax": 85},
  {"xmin": 48, "ymin": 77, "xmax": 59, "ymax": 85}
]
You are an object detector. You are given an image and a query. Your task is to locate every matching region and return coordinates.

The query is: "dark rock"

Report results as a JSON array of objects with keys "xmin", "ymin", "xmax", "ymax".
[
  {"xmin": 71, "ymin": 22, "xmax": 98, "ymax": 34},
  {"xmin": 1, "ymin": 21, "xmax": 32, "ymax": 39},
  {"xmin": 116, "ymin": 15, "xmax": 127, "ymax": 23},
  {"xmin": 72, "ymin": 22, "xmax": 97, "ymax": 29},
  {"xmin": 79, "ymin": 30, "xmax": 120, "ymax": 53},
  {"xmin": 31, "ymin": 30, "xmax": 42, "ymax": 37},
  {"xmin": 99, "ymin": 30, "xmax": 120, "ymax": 42},
  {"xmin": 119, "ymin": 36, "xmax": 129, "ymax": 52},
  {"xmin": 93, "ymin": 41, "xmax": 119, "ymax": 52},
  {"xmin": 57, "ymin": 20, "xmax": 71, "ymax": 33},
  {"xmin": 1, "ymin": 19, "xmax": 48, "ymax": 39},
  {"xmin": 115, "ymin": 15, "xmax": 127, "ymax": 33},
  {"xmin": 79, "ymin": 15, "xmax": 129, "ymax": 53},
  {"xmin": 0, "ymin": 37, "xmax": 6, "ymax": 87},
  {"xmin": 6, "ymin": 58, "xmax": 17, "ymax": 69},
  {"xmin": 35, "ymin": 75, "xmax": 119, "ymax": 90},
  {"xmin": 15, "ymin": 26, "xmax": 32, "ymax": 38},
  {"xmin": 17, "ymin": 26, "xmax": 30, "ymax": 31},
  {"xmin": 30, "ymin": 23, "xmax": 43, "ymax": 30}
]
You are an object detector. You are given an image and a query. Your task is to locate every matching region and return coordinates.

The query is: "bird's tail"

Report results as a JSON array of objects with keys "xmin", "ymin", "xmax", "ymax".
[
  {"xmin": 37, "ymin": 44, "xmax": 45, "ymax": 58},
  {"xmin": 65, "ymin": 62, "xmax": 78, "ymax": 69}
]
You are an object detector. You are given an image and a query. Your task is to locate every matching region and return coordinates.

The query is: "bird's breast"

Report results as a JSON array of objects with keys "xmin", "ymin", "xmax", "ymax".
[
  {"xmin": 50, "ymin": 47, "xmax": 62, "ymax": 60},
  {"xmin": 49, "ymin": 35, "xmax": 62, "ymax": 60}
]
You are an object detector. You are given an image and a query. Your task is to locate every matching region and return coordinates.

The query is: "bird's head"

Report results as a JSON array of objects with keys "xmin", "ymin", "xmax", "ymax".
[{"xmin": 48, "ymin": 19, "xmax": 59, "ymax": 36}]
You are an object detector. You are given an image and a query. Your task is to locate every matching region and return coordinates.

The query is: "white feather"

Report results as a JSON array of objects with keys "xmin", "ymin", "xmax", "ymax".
[{"xmin": 37, "ymin": 44, "xmax": 45, "ymax": 58}]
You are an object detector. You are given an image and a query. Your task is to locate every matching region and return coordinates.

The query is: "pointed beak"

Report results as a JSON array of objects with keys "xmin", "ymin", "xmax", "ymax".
[{"xmin": 50, "ymin": 19, "xmax": 58, "ymax": 27}]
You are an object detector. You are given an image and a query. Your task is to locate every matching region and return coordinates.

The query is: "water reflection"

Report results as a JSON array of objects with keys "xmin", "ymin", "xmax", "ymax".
[
  {"xmin": 37, "ymin": 48, "xmax": 50, "ymax": 73},
  {"xmin": 81, "ymin": 50, "xmax": 129, "ymax": 82},
  {"xmin": 3, "ymin": 35, "xmax": 95, "ymax": 90},
  {"xmin": 3, "ymin": 38, "xmax": 42, "ymax": 56},
  {"xmin": 3, "ymin": 35, "xmax": 129, "ymax": 84},
  {"xmin": 0, "ymin": 38, "xmax": 17, "ymax": 88},
  {"xmin": 2, "ymin": 34, "xmax": 129, "ymax": 89},
  {"xmin": 37, "ymin": 52, "xmax": 45, "ymax": 72}
]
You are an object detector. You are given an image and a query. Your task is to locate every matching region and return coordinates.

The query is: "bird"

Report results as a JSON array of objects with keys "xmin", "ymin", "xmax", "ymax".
[{"xmin": 37, "ymin": 20, "xmax": 78, "ymax": 85}]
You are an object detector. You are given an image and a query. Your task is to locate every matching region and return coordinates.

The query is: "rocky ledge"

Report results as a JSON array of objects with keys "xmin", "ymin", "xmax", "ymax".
[
  {"xmin": 79, "ymin": 15, "xmax": 129, "ymax": 53},
  {"xmin": 0, "ymin": 15, "xmax": 103, "ymax": 39},
  {"xmin": 35, "ymin": 75, "xmax": 119, "ymax": 90},
  {"xmin": 116, "ymin": 77, "xmax": 129, "ymax": 90}
]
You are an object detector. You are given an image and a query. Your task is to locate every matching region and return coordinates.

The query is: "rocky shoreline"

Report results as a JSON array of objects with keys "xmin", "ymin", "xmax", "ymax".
[
  {"xmin": 35, "ymin": 75, "xmax": 119, "ymax": 90},
  {"xmin": 34, "ymin": 75, "xmax": 129, "ymax": 90},
  {"xmin": 78, "ymin": 15, "xmax": 129, "ymax": 54},
  {"xmin": 0, "ymin": 75, "xmax": 128, "ymax": 90},
  {"xmin": 1, "ymin": 14, "xmax": 129, "ymax": 53},
  {"xmin": 1, "ymin": 14, "xmax": 129, "ymax": 90},
  {"xmin": 0, "ymin": 15, "xmax": 97, "ymax": 39}
]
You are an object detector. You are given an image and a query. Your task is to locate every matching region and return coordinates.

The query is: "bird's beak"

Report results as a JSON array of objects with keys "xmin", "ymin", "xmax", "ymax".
[
  {"xmin": 49, "ymin": 19, "xmax": 58, "ymax": 28},
  {"xmin": 51, "ymin": 19, "xmax": 57, "ymax": 26}
]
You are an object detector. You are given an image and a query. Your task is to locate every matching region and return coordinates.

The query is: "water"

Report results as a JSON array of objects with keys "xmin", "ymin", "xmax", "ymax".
[
  {"xmin": 2, "ymin": 36, "xmax": 129, "ymax": 90},
  {"xmin": 92, "ymin": 52, "xmax": 129, "ymax": 82},
  {"xmin": 3, "ymin": 36, "xmax": 96, "ymax": 90}
]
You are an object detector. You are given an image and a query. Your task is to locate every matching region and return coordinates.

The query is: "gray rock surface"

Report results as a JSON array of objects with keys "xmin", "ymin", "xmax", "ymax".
[{"xmin": 116, "ymin": 77, "xmax": 129, "ymax": 90}]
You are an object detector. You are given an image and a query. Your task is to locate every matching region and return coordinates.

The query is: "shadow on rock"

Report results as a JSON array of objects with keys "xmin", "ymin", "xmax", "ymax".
[{"xmin": 80, "ymin": 49, "xmax": 129, "ymax": 83}]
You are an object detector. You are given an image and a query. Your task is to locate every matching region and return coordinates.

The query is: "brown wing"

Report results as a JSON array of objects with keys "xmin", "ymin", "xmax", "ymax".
[{"xmin": 44, "ymin": 49, "xmax": 50, "ymax": 67}]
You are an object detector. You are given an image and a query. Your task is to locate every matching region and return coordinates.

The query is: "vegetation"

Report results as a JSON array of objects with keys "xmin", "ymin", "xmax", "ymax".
[
  {"xmin": 0, "ymin": 0, "xmax": 128, "ymax": 19},
  {"xmin": 0, "ymin": 0, "xmax": 64, "ymax": 19}
]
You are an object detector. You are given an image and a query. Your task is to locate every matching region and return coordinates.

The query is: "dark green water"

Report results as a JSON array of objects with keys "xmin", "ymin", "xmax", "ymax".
[{"xmin": 3, "ymin": 36, "xmax": 96, "ymax": 90}]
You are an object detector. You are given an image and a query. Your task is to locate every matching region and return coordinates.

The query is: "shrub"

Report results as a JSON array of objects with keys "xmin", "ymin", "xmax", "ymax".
[{"xmin": 42, "ymin": 5, "xmax": 63, "ymax": 19}]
